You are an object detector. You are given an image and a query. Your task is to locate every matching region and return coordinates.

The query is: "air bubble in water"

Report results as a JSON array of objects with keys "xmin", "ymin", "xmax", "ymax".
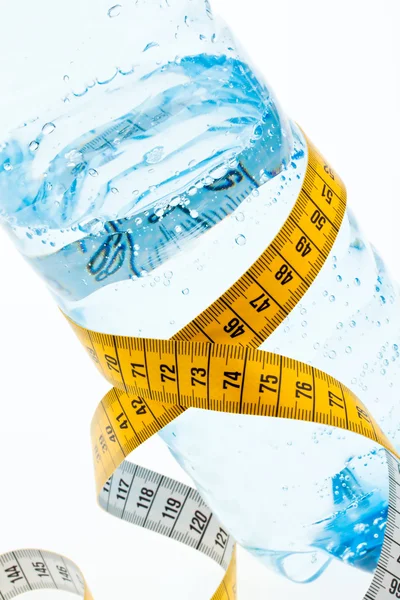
[
  {"xmin": 144, "ymin": 146, "xmax": 164, "ymax": 164},
  {"xmin": 235, "ymin": 212, "xmax": 245, "ymax": 222},
  {"xmin": 42, "ymin": 122, "xmax": 56, "ymax": 135},
  {"xmin": 164, "ymin": 271, "xmax": 173, "ymax": 280},
  {"xmin": 354, "ymin": 278, "xmax": 361, "ymax": 286},
  {"xmin": 329, "ymin": 351, "xmax": 337, "ymax": 359},
  {"xmin": 3, "ymin": 162, "xmax": 12, "ymax": 172},
  {"xmin": 108, "ymin": 4, "xmax": 122, "ymax": 18},
  {"xmin": 346, "ymin": 346, "xmax": 352, "ymax": 354},
  {"xmin": 182, "ymin": 288, "xmax": 190, "ymax": 295},
  {"xmin": 29, "ymin": 141, "xmax": 39, "ymax": 152},
  {"xmin": 89, "ymin": 169, "xmax": 98, "ymax": 177}
]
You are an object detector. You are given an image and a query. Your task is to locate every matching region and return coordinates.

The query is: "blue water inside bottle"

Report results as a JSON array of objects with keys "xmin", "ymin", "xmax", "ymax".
[{"xmin": 0, "ymin": 0, "xmax": 399, "ymax": 589}]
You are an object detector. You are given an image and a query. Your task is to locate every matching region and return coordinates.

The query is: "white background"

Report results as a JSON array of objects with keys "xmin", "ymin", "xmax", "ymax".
[{"xmin": 0, "ymin": 0, "xmax": 399, "ymax": 598}]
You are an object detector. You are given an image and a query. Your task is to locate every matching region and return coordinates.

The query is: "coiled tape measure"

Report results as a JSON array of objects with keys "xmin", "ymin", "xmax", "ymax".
[{"xmin": 2, "ymin": 134, "xmax": 400, "ymax": 600}]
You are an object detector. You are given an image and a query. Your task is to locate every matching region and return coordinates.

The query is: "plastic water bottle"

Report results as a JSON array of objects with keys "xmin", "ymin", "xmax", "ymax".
[{"xmin": 1, "ymin": 0, "xmax": 399, "ymax": 590}]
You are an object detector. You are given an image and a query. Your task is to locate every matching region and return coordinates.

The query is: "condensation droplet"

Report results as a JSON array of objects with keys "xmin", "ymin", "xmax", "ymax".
[
  {"xmin": 235, "ymin": 212, "xmax": 245, "ymax": 222},
  {"xmin": 42, "ymin": 122, "xmax": 56, "ymax": 135},
  {"xmin": 345, "ymin": 346, "xmax": 352, "ymax": 354},
  {"xmin": 29, "ymin": 141, "xmax": 39, "ymax": 152},
  {"xmin": 235, "ymin": 234, "xmax": 247, "ymax": 246},
  {"xmin": 354, "ymin": 278, "xmax": 361, "ymax": 286},
  {"xmin": 182, "ymin": 288, "xmax": 190, "ymax": 296},
  {"xmin": 89, "ymin": 168, "xmax": 98, "ymax": 177},
  {"xmin": 329, "ymin": 351, "xmax": 337, "ymax": 359},
  {"xmin": 108, "ymin": 4, "xmax": 122, "ymax": 18}
]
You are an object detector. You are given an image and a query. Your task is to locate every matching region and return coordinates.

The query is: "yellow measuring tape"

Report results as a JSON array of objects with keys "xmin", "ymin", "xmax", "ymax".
[{"xmin": 2, "ymin": 134, "xmax": 399, "ymax": 598}]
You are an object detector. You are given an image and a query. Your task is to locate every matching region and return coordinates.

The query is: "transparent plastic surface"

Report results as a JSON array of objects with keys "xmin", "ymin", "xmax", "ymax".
[{"xmin": 1, "ymin": 0, "xmax": 399, "ymax": 590}]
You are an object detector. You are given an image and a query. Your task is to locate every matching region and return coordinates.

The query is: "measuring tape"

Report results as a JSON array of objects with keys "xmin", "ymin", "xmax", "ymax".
[{"xmin": 2, "ymin": 134, "xmax": 400, "ymax": 599}]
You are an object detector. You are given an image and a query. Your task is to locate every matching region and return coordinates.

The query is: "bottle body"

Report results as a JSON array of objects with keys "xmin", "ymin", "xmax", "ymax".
[{"xmin": 0, "ymin": 0, "xmax": 399, "ymax": 591}]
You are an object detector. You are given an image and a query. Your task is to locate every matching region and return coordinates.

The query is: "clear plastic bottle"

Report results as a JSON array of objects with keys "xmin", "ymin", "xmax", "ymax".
[{"xmin": 0, "ymin": 0, "xmax": 399, "ymax": 591}]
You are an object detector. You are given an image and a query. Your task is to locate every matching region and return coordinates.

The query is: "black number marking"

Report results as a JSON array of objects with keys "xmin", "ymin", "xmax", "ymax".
[
  {"xmin": 56, "ymin": 565, "xmax": 72, "ymax": 582},
  {"xmin": 295, "ymin": 381, "xmax": 313, "ymax": 399},
  {"xmin": 224, "ymin": 318, "xmax": 246, "ymax": 338},
  {"xmin": 32, "ymin": 562, "xmax": 49, "ymax": 578},
  {"xmin": 116, "ymin": 477, "xmax": 130, "ymax": 501},
  {"xmin": 160, "ymin": 364, "xmax": 176, "ymax": 383},
  {"xmin": 162, "ymin": 497, "xmax": 182, "ymax": 520},
  {"xmin": 5, "ymin": 565, "xmax": 23, "ymax": 584},
  {"xmin": 389, "ymin": 577, "xmax": 400, "ymax": 597},
  {"xmin": 190, "ymin": 510, "xmax": 208, "ymax": 534},
  {"xmin": 223, "ymin": 371, "xmax": 242, "ymax": 389},
  {"xmin": 250, "ymin": 293, "xmax": 271, "ymax": 313},
  {"xmin": 137, "ymin": 487, "xmax": 154, "ymax": 510},
  {"xmin": 131, "ymin": 363, "xmax": 146, "ymax": 378},
  {"xmin": 324, "ymin": 163, "xmax": 335, "ymax": 180},
  {"xmin": 105, "ymin": 425, "xmax": 116, "ymax": 443},
  {"xmin": 131, "ymin": 397, "xmax": 147, "ymax": 415},
  {"xmin": 321, "ymin": 183, "xmax": 333, "ymax": 204},
  {"xmin": 328, "ymin": 390, "xmax": 344, "ymax": 409},
  {"xmin": 275, "ymin": 264, "xmax": 294, "ymax": 286},
  {"xmin": 215, "ymin": 527, "xmax": 229, "ymax": 550},
  {"xmin": 103, "ymin": 478, "xmax": 112, "ymax": 495},
  {"xmin": 259, "ymin": 374, "xmax": 278, "ymax": 394},
  {"xmin": 191, "ymin": 367, "xmax": 207, "ymax": 387},
  {"xmin": 105, "ymin": 354, "xmax": 119, "ymax": 373},
  {"xmin": 295, "ymin": 236, "xmax": 312, "ymax": 258},
  {"xmin": 310, "ymin": 209, "xmax": 326, "ymax": 231},
  {"xmin": 116, "ymin": 412, "xmax": 128, "ymax": 430}
]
